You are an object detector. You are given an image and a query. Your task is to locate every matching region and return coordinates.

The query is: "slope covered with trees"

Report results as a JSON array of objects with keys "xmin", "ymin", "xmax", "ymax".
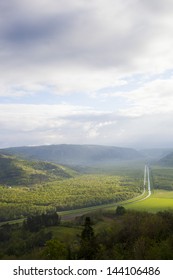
[
  {"xmin": 0, "ymin": 172, "xmax": 143, "ymax": 222},
  {"xmin": 0, "ymin": 153, "xmax": 77, "ymax": 186}
]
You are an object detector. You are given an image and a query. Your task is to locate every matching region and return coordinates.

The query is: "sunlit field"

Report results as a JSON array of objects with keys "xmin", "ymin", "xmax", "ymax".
[
  {"xmin": 125, "ymin": 165, "xmax": 173, "ymax": 212},
  {"xmin": 125, "ymin": 190, "xmax": 173, "ymax": 212}
]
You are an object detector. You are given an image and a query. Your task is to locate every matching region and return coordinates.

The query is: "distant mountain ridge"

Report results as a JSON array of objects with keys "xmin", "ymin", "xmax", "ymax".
[
  {"xmin": 140, "ymin": 148, "xmax": 173, "ymax": 161},
  {"xmin": 0, "ymin": 144, "xmax": 142, "ymax": 166}
]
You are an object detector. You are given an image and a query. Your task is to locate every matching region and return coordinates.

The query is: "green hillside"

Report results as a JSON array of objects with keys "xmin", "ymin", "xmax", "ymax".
[{"xmin": 0, "ymin": 154, "xmax": 77, "ymax": 186}]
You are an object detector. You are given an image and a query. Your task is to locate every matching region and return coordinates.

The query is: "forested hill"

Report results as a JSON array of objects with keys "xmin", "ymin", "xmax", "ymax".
[
  {"xmin": 0, "ymin": 154, "xmax": 77, "ymax": 186},
  {"xmin": 1, "ymin": 144, "xmax": 142, "ymax": 166},
  {"xmin": 158, "ymin": 152, "xmax": 173, "ymax": 166}
]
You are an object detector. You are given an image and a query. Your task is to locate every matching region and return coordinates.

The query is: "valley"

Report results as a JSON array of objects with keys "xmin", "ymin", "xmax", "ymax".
[
  {"xmin": 1, "ymin": 144, "xmax": 173, "ymax": 260},
  {"xmin": 1, "ymin": 145, "xmax": 173, "ymax": 222}
]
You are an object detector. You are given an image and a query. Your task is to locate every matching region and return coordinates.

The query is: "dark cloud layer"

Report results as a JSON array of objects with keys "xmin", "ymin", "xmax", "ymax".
[{"xmin": 1, "ymin": 0, "xmax": 172, "ymax": 70}]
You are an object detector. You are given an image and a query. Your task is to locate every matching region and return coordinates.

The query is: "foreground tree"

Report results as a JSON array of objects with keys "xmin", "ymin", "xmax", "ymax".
[
  {"xmin": 43, "ymin": 239, "xmax": 68, "ymax": 260},
  {"xmin": 78, "ymin": 217, "xmax": 98, "ymax": 259},
  {"xmin": 23, "ymin": 212, "xmax": 61, "ymax": 232},
  {"xmin": 115, "ymin": 206, "xmax": 126, "ymax": 216}
]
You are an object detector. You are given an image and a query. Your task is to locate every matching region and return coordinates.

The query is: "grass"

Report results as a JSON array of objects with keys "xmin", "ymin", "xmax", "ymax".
[
  {"xmin": 125, "ymin": 189, "xmax": 173, "ymax": 212},
  {"xmin": 45, "ymin": 225, "xmax": 81, "ymax": 242},
  {"xmin": 0, "ymin": 218, "xmax": 25, "ymax": 226},
  {"xmin": 122, "ymin": 165, "xmax": 173, "ymax": 212}
]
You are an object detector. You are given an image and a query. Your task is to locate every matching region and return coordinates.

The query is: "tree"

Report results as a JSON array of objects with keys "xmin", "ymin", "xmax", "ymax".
[
  {"xmin": 43, "ymin": 239, "xmax": 68, "ymax": 260},
  {"xmin": 81, "ymin": 217, "xmax": 94, "ymax": 240},
  {"xmin": 23, "ymin": 212, "xmax": 61, "ymax": 232},
  {"xmin": 115, "ymin": 206, "xmax": 126, "ymax": 216},
  {"xmin": 78, "ymin": 217, "xmax": 97, "ymax": 259}
]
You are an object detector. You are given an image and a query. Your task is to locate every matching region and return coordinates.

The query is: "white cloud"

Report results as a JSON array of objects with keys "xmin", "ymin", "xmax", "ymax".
[
  {"xmin": 0, "ymin": 104, "xmax": 109, "ymax": 146},
  {"xmin": 0, "ymin": 101, "xmax": 172, "ymax": 149},
  {"xmin": 120, "ymin": 78, "xmax": 173, "ymax": 116},
  {"xmin": 0, "ymin": 1, "xmax": 173, "ymax": 148},
  {"xmin": 102, "ymin": 76, "xmax": 173, "ymax": 117}
]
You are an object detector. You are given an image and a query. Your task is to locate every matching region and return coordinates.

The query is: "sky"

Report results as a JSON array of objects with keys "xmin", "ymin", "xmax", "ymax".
[{"xmin": 0, "ymin": 0, "xmax": 173, "ymax": 149}]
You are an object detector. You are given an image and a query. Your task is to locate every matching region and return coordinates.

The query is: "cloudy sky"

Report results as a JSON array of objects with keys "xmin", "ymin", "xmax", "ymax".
[{"xmin": 0, "ymin": 0, "xmax": 173, "ymax": 149}]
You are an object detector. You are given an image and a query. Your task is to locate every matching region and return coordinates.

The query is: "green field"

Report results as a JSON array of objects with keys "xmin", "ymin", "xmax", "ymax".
[
  {"xmin": 125, "ymin": 190, "xmax": 173, "ymax": 212},
  {"xmin": 125, "ymin": 166, "xmax": 173, "ymax": 212}
]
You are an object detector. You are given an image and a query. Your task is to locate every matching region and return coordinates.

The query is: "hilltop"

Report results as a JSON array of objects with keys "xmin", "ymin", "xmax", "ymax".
[{"xmin": 0, "ymin": 144, "xmax": 142, "ymax": 166}]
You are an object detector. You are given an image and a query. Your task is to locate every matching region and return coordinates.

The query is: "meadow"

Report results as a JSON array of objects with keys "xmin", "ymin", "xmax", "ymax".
[{"xmin": 125, "ymin": 166, "xmax": 173, "ymax": 212}]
